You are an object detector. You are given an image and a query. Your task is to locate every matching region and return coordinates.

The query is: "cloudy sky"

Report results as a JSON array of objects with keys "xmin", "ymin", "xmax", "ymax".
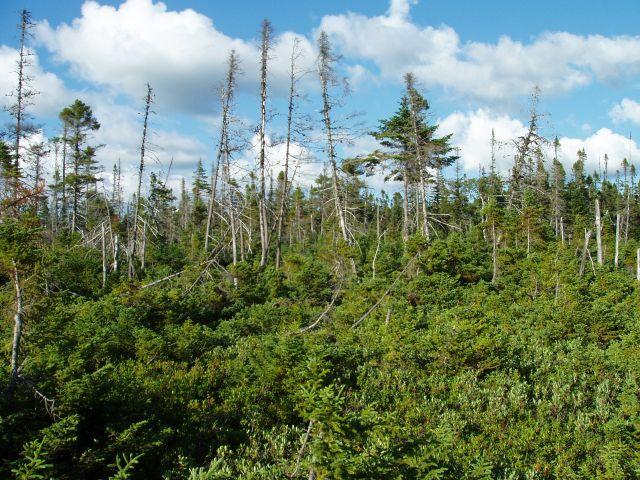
[{"xmin": 1, "ymin": 0, "xmax": 640, "ymax": 194}]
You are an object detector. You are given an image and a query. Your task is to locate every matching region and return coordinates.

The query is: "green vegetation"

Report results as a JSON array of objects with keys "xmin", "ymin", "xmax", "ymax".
[{"xmin": 2, "ymin": 8, "xmax": 640, "ymax": 480}]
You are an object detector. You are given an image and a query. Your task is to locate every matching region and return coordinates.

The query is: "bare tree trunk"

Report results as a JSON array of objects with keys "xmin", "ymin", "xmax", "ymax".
[
  {"xmin": 61, "ymin": 126, "xmax": 68, "ymax": 225},
  {"xmin": 614, "ymin": 212, "xmax": 620, "ymax": 268},
  {"xmin": 579, "ymin": 229, "xmax": 592, "ymax": 277},
  {"xmin": 625, "ymin": 186, "xmax": 631, "ymax": 244},
  {"xmin": 101, "ymin": 222, "xmax": 107, "ymax": 288},
  {"xmin": 113, "ymin": 233, "xmax": 119, "ymax": 273},
  {"xmin": 560, "ymin": 216, "xmax": 565, "ymax": 246},
  {"xmin": 372, "ymin": 230, "xmax": 383, "ymax": 279},
  {"xmin": 402, "ymin": 167, "xmax": 409, "ymax": 242},
  {"xmin": 275, "ymin": 39, "xmax": 300, "ymax": 269},
  {"xmin": 205, "ymin": 128, "xmax": 222, "ymax": 252},
  {"xmin": 129, "ymin": 83, "xmax": 153, "ymax": 280},
  {"xmin": 491, "ymin": 219, "xmax": 500, "ymax": 284},
  {"xmin": 317, "ymin": 32, "xmax": 349, "ymax": 244},
  {"xmin": 7, "ymin": 261, "xmax": 23, "ymax": 401},
  {"xmin": 595, "ymin": 198, "xmax": 603, "ymax": 266},
  {"xmin": 140, "ymin": 221, "xmax": 147, "ymax": 272},
  {"xmin": 258, "ymin": 20, "xmax": 272, "ymax": 266}
]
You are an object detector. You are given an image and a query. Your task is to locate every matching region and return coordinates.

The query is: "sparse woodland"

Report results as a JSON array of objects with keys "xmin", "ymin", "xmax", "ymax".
[{"xmin": 3, "ymin": 9, "xmax": 640, "ymax": 480}]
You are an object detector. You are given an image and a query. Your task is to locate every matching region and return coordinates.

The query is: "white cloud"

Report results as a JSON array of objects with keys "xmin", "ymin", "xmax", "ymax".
[
  {"xmin": 610, "ymin": 98, "xmax": 640, "ymax": 125},
  {"xmin": 0, "ymin": 45, "xmax": 73, "ymax": 117},
  {"xmin": 319, "ymin": 2, "xmax": 640, "ymax": 101},
  {"xmin": 558, "ymin": 128, "xmax": 639, "ymax": 173},
  {"xmin": 439, "ymin": 109, "xmax": 526, "ymax": 172},
  {"xmin": 36, "ymin": 0, "xmax": 316, "ymax": 114},
  {"xmin": 437, "ymin": 109, "xmax": 640, "ymax": 176}
]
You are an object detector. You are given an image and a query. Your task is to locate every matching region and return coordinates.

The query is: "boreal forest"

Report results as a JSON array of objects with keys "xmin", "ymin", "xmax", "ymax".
[{"xmin": 2, "ymin": 4, "xmax": 640, "ymax": 479}]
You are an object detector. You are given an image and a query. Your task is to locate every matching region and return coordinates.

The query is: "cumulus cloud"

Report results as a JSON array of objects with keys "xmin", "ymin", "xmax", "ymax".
[
  {"xmin": 437, "ymin": 109, "xmax": 639, "ymax": 176},
  {"xmin": 319, "ymin": 1, "xmax": 640, "ymax": 101},
  {"xmin": 36, "ymin": 0, "xmax": 316, "ymax": 114},
  {"xmin": 558, "ymin": 128, "xmax": 639, "ymax": 173},
  {"xmin": 610, "ymin": 98, "xmax": 640, "ymax": 125},
  {"xmin": 439, "ymin": 109, "xmax": 526, "ymax": 172}
]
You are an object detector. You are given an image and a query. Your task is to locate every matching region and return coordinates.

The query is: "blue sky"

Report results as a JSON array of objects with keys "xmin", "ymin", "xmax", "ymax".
[{"xmin": 1, "ymin": 0, "xmax": 640, "ymax": 193}]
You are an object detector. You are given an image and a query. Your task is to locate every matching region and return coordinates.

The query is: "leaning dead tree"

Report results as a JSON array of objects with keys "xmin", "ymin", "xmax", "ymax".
[
  {"xmin": 129, "ymin": 83, "xmax": 154, "ymax": 280},
  {"xmin": 317, "ymin": 31, "xmax": 350, "ymax": 245},
  {"xmin": 258, "ymin": 19, "xmax": 272, "ymax": 267}
]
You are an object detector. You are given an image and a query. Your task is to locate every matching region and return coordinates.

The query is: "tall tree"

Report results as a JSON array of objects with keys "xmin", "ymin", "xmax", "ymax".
[
  {"xmin": 317, "ymin": 32, "xmax": 350, "ymax": 244},
  {"xmin": 5, "ymin": 10, "xmax": 37, "ymax": 200},
  {"xmin": 58, "ymin": 100, "xmax": 100, "ymax": 233},
  {"xmin": 257, "ymin": 20, "xmax": 272, "ymax": 266},
  {"xmin": 274, "ymin": 37, "xmax": 304, "ymax": 269},
  {"xmin": 129, "ymin": 83, "xmax": 154, "ymax": 280}
]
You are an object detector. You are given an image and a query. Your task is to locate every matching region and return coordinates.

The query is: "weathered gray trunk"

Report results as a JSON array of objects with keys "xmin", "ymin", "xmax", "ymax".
[
  {"xmin": 580, "ymin": 229, "xmax": 592, "ymax": 277},
  {"xmin": 8, "ymin": 261, "xmax": 23, "ymax": 400},
  {"xmin": 595, "ymin": 198, "xmax": 603, "ymax": 266},
  {"xmin": 258, "ymin": 20, "xmax": 272, "ymax": 266},
  {"xmin": 129, "ymin": 83, "xmax": 153, "ymax": 280},
  {"xmin": 614, "ymin": 213, "xmax": 620, "ymax": 268}
]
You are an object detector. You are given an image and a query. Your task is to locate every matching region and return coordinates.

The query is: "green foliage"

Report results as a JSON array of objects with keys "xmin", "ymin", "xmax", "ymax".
[{"xmin": 11, "ymin": 439, "xmax": 52, "ymax": 480}]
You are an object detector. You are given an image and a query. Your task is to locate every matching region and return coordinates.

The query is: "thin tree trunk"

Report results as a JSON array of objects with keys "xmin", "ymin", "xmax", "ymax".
[
  {"xmin": 491, "ymin": 219, "xmax": 500, "ymax": 284},
  {"xmin": 579, "ymin": 229, "xmax": 592, "ymax": 277},
  {"xmin": 614, "ymin": 212, "xmax": 620, "ymax": 268},
  {"xmin": 595, "ymin": 198, "xmax": 603, "ymax": 266},
  {"xmin": 402, "ymin": 167, "xmax": 409, "ymax": 242},
  {"xmin": 7, "ymin": 261, "xmax": 23, "ymax": 401},
  {"xmin": 405, "ymin": 73, "xmax": 430, "ymax": 239},
  {"xmin": 129, "ymin": 83, "xmax": 153, "ymax": 280},
  {"xmin": 275, "ymin": 39, "xmax": 300, "ymax": 269},
  {"xmin": 258, "ymin": 20, "xmax": 272, "ymax": 267},
  {"xmin": 318, "ymin": 32, "xmax": 349, "ymax": 244},
  {"xmin": 101, "ymin": 222, "xmax": 107, "ymax": 288},
  {"xmin": 140, "ymin": 221, "xmax": 147, "ymax": 272}
]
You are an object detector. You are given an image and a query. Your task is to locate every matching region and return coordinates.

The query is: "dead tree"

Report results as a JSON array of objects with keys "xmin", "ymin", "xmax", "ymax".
[
  {"xmin": 6, "ymin": 10, "xmax": 37, "ymax": 200},
  {"xmin": 595, "ymin": 198, "xmax": 603, "ymax": 266},
  {"xmin": 579, "ymin": 229, "xmax": 592, "ymax": 277},
  {"xmin": 7, "ymin": 261, "xmax": 23, "ymax": 401},
  {"xmin": 206, "ymin": 52, "xmax": 239, "ymax": 253},
  {"xmin": 258, "ymin": 19, "xmax": 272, "ymax": 266},
  {"xmin": 275, "ymin": 37, "xmax": 303, "ymax": 269},
  {"xmin": 317, "ymin": 32, "xmax": 349, "ymax": 244},
  {"xmin": 128, "ymin": 83, "xmax": 154, "ymax": 280},
  {"xmin": 614, "ymin": 212, "xmax": 620, "ymax": 268}
]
